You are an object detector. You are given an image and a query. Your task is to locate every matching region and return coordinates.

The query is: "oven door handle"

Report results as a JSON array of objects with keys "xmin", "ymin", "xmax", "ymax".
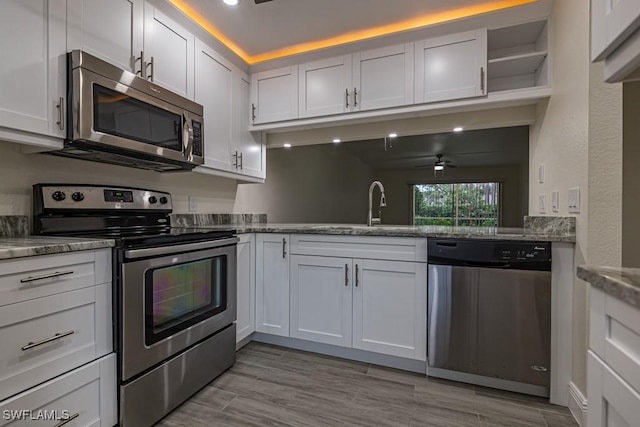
[{"xmin": 124, "ymin": 237, "xmax": 239, "ymax": 259}]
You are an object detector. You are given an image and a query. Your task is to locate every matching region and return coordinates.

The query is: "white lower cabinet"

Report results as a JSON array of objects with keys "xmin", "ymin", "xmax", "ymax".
[
  {"xmin": 236, "ymin": 234, "xmax": 255, "ymax": 343},
  {"xmin": 281, "ymin": 235, "xmax": 427, "ymax": 361},
  {"xmin": 352, "ymin": 259, "xmax": 427, "ymax": 360},
  {"xmin": 255, "ymin": 234, "xmax": 290, "ymax": 337},
  {"xmin": 0, "ymin": 354, "xmax": 116, "ymax": 427},
  {"xmin": 290, "ymin": 256, "xmax": 352, "ymax": 347}
]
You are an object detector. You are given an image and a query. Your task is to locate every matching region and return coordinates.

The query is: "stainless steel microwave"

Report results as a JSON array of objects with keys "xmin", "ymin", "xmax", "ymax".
[{"xmin": 53, "ymin": 50, "xmax": 204, "ymax": 171}]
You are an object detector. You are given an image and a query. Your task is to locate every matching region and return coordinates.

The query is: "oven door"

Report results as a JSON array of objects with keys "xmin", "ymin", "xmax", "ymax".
[
  {"xmin": 70, "ymin": 66, "xmax": 204, "ymax": 166},
  {"xmin": 120, "ymin": 238, "xmax": 237, "ymax": 381}
]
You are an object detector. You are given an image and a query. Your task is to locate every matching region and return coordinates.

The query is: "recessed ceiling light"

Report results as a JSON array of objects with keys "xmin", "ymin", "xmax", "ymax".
[
  {"xmin": 222, "ymin": 0, "xmax": 239, "ymax": 5},
  {"xmin": 453, "ymin": 127, "xmax": 464, "ymax": 132},
  {"xmin": 333, "ymin": 138, "xmax": 341, "ymax": 143},
  {"xmin": 388, "ymin": 133, "xmax": 398, "ymax": 138},
  {"xmin": 283, "ymin": 143, "xmax": 292, "ymax": 148}
]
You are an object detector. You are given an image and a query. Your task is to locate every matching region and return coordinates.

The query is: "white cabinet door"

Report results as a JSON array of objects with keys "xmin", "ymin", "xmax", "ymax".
[
  {"xmin": 290, "ymin": 256, "xmax": 352, "ymax": 347},
  {"xmin": 195, "ymin": 39, "xmax": 233, "ymax": 172},
  {"xmin": 352, "ymin": 44, "xmax": 414, "ymax": 112},
  {"xmin": 588, "ymin": 350, "xmax": 640, "ymax": 427},
  {"xmin": 233, "ymin": 72, "xmax": 266, "ymax": 179},
  {"xmin": 251, "ymin": 66, "xmax": 298, "ymax": 124},
  {"xmin": 0, "ymin": 0, "xmax": 66, "ymax": 139},
  {"xmin": 144, "ymin": 3, "xmax": 194, "ymax": 99},
  {"xmin": 415, "ymin": 29, "xmax": 487, "ymax": 104},
  {"xmin": 256, "ymin": 234, "xmax": 290, "ymax": 337},
  {"xmin": 299, "ymin": 56, "xmax": 352, "ymax": 118},
  {"xmin": 592, "ymin": 0, "xmax": 640, "ymax": 61},
  {"xmin": 352, "ymin": 259, "xmax": 427, "ymax": 360},
  {"xmin": 67, "ymin": 0, "xmax": 144, "ymax": 74},
  {"xmin": 236, "ymin": 234, "xmax": 255, "ymax": 343}
]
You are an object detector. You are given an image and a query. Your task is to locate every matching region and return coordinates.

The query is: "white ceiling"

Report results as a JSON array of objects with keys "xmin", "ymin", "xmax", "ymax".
[
  {"xmin": 342, "ymin": 126, "xmax": 529, "ymax": 170},
  {"xmin": 179, "ymin": 0, "xmax": 531, "ymax": 59}
]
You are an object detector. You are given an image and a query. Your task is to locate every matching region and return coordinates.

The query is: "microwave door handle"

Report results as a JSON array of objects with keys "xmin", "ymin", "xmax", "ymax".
[{"xmin": 183, "ymin": 114, "xmax": 194, "ymax": 161}]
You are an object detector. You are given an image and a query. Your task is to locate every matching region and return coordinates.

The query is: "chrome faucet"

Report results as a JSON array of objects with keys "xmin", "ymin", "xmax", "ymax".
[{"xmin": 367, "ymin": 180, "xmax": 387, "ymax": 226}]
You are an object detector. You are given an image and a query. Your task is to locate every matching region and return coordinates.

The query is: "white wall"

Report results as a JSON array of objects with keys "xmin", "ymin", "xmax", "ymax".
[
  {"xmin": 235, "ymin": 144, "xmax": 375, "ymax": 223},
  {"xmin": 376, "ymin": 164, "xmax": 527, "ymax": 227},
  {"xmin": 0, "ymin": 140, "xmax": 241, "ymax": 218}
]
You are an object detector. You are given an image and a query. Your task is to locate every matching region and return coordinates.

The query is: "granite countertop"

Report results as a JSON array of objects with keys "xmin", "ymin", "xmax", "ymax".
[
  {"xmin": 174, "ymin": 223, "xmax": 576, "ymax": 242},
  {"xmin": 578, "ymin": 266, "xmax": 640, "ymax": 310},
  {"xmin": 0, "ymin": 236, "xmax": 115, "ymax": 260}
]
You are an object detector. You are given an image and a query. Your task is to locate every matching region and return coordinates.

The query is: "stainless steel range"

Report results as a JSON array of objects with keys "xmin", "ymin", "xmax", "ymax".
[{"xmin": 33, "ymin": 184, "xmax": 237, "ymax": 427}]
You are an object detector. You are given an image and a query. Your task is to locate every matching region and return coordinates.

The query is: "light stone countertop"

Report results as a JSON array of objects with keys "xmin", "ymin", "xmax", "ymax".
[
  {"xmin": 578, "ymin": 266, "xmax": 640, "ymax": 310},
  {"xmin": 171, "ymin": 222, "xmax": 577, "ymax": 243},
  {"xmin": 0, "ymin": 236, "xmax": 115, "ymax": 260}
]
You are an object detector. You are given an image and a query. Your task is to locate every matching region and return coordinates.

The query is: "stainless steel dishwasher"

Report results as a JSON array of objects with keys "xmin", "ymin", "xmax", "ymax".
[{"xmin": 427, "ymin": 239, "xmax": 552, "ymax": 397}]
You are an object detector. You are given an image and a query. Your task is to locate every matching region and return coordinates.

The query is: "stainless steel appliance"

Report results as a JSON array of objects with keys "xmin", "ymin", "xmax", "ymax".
[
  {"xmin": 53, "ymin": 50, "xmax": 204, "ymax": 171},
  {"xmin": 427, "ymin": 239, "xmax": 552, "ymax": 397},
  {"xmin": 33, "ymin": 184, "xmax": 236, "ymax": 427}
]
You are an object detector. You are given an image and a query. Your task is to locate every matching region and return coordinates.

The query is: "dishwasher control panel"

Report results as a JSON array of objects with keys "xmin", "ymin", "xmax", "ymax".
[{"xmin": 496, "ymin": 243, "xmax": 550, "ymax": 262}]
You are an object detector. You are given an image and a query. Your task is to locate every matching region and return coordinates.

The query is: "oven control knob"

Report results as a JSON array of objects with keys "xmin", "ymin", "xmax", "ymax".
[
  {"xmin": 51, "ymin": 191, "xmax": 66, "ymax": 201},
  {"xmin": 148, "ymin": 196, "xmax": 158, "ymax": 204},
  {"xmin": 71, "ymin": 192, "xmax": 84, "ymax": 202},
  {"xmin": 159, "ymin": 196, "xmax": 168, "ymax": 205}
]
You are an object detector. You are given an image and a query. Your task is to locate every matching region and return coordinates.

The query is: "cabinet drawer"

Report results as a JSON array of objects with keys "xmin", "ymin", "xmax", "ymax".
[
  {"xmin": 0, "ymin": 286, "xmax": 109, "ymax": 401},
  {"xmin": 590, "ymin": 287, "xmax": 640, "ymax": 394},
  {"xmin": 0, "ymin": 249, "xmax": 111, "ymax": 307},
  {"xmin": 290, "ymin": 234, "xmax": 427, "ymax": 262},
  {"xmin": 588, "ymin": 350, "xmax": 640, "ymax": 427},
  {"xmin": 0, "ymin": 353, "xmax": 117, "ymax": 427}
]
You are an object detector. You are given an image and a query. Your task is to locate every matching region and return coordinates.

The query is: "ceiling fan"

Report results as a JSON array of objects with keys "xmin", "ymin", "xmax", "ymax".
[
  {"xmin": 415, "ymin": 154, "xmax": 457, "ymax": 170},
  {"xmin": 254, "ymin": 0, "xmax": 273, "ymax": 3}
]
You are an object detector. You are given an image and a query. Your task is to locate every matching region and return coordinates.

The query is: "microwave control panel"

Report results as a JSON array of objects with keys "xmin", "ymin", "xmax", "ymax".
[{"xmin": 192, "ymin": 121, "xmax": 203, "ymax": 157}]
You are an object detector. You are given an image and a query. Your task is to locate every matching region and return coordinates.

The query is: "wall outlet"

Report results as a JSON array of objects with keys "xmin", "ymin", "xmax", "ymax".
[
  {"xmin": 552, "ymin": 191, "xmax": 560, "ymax": 213},
  {"xmin": 188, "ymin": 195, "xmax": 198, "ymax": 212},
  {"xmin": 538, "ymin": 194, "xmax": 547, "ymax": 214},
  {"xmin": 568, "ymin": 188, "xmax": 580, "ymax": 213},
  {"xmin": 538, "ymin": 165, "xmax": 545, "ymax": 184}
]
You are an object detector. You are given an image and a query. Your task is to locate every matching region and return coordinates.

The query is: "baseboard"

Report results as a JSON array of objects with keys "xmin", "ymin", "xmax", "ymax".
[{"xmin": 568, "ymin": 381, "xmax": 588, "ymax": 427}]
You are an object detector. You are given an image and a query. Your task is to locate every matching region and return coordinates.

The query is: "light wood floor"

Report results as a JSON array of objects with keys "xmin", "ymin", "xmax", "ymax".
[{"xmin": 157, "ymin": 342, "xmax": 578, "ymax": 427}]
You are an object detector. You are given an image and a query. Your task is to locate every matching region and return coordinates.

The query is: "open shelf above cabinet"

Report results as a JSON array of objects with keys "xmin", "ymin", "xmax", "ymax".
[{"xmin": 487, "ymin": 20, "xmax": 549, "ymax": 93}]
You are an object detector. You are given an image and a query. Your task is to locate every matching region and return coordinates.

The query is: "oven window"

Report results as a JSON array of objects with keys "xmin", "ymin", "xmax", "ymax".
[
  {"xmin": 144, "ymin": 256, "xmax": 227, "ymax": 346},
  {"xmin": 93, "ymin": 84, "xmax": 183, "ymax": 152}
]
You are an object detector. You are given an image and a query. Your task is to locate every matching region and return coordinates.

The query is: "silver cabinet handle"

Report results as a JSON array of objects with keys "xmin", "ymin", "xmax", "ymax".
[
  {"xmin": 56, "ymin": 97, "xmax": 64, "ymax": 131},
  {"xmin": 147, "ymin": 56, "xmax": 154, "ymax": 81},
  {"xmin": 354, "ymin": 87, "xmax": 358, "ymax": 107},
  {"xmin": 282, "ymin": 238, "xmax": 287, "ymax": 258},
  {"xmin": 345, "ymin": 264, "xmax": 349, "ymax": 286},
  {"xmin": 21, "ymin": 330, "xmax": 75, "ymax": 351},
  {"xmin": 232, "ymin": 151, "xmax": 238, "ymax": 168},
  {"xmin": 238, "ymin": 152, "xmax": 243, "ymax": 170},
  {"xmin": 345, "ymin": 88, "xmax": 349, "ymax": 108},
  {"xmin": 135, "ymin": 51, "xmax": 144, "ymax": 76},
  {"xmin": 20, "ymin": 270, "xmax": 74, "ymax": 284},
  {"xmin": 53, "ymin": 413, "xmax": 80, "ymax": 427},
  {"xmin": 480, "ymin": 67, "xmax": 485, "ymax": 93},
  {"xmin": 355, "ymin": 264, "xmax": 359, "ymax": 287},
  {"xmin": 251, "ymin": 103, "xmax": 256, "ymax": 122}
]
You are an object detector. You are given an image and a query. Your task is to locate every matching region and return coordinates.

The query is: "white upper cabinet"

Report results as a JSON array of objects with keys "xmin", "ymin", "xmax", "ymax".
[
  {"xmin": 290, "ymin": 256, "xmax": 353, "ymax": 347},
  {"xmin": 0, "ymin": 0, "xmax": 66, "ymax": 142},
  {"xmin": 415, "ymin": 29, "xmax": 488, "ymax": 104},
  {"xmin": 143, "ymin": 4, "xmax": 194, "ymax": 99},
  {"xmin": 592, "ymin": 0, "xmax": 640, "ymax": 61},
  {"xmin": 352, "ymin": 44, "xmax": 414, "ymax": 111},
  {"xmin": 299, "ymin": 56, "xmax": 352, "ymax": 118},
  {"xmin": 251, "ymin": 66, "xmax": 299, "ymax": 124},
  {"xmin": 67, "ymin": 0, "xmax": 144, "ymax": 74},
  {"xmin": 233, "ymin": 73, "xmax": 266, "ymax": 179},
  {"xmin": 195, "ymin": 39, "xmax": 234, "ymax": 172}
]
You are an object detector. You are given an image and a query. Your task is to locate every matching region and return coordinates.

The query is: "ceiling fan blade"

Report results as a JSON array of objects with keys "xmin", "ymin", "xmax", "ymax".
[{"xmin": 254, "ymin": 0, "xmax": 273, "ymax": 3}]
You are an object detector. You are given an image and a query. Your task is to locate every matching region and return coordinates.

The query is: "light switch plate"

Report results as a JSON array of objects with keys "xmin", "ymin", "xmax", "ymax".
[
  {"xmin": 188, "ymin": 195, "xmax": 198, "ymax": 212},
  {"xmin": 568, "ymin": 188, "xmax": 580, "ymax": 213},
  {"xmin": 538, "ymin": 194, "xmax": 547, "ymax": 214},
  {"xmin": 552, "ymin": 191, "xmax": 560, "ymax": 213},
  {"xmin": 538, "ymin": 165, "xmax": 545, "ymax": 184}
]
